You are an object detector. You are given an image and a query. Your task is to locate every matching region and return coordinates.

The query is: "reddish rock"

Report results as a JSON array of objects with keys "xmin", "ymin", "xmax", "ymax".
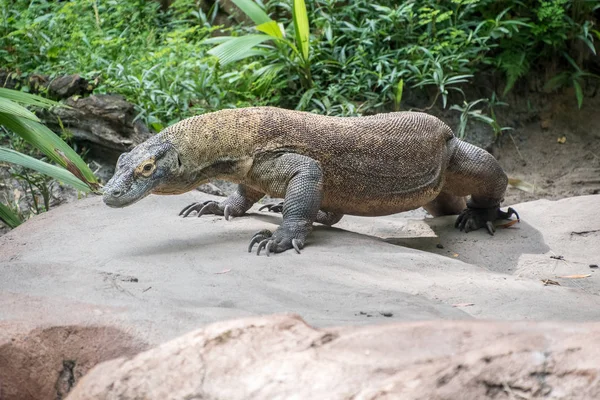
[
  {"xmin": 0, "ymin": 323, "xmax": 145, "ymax": 400},
  {"xmin": 67, "ymin": 314, "xmax": 600, "ymax": 400}
]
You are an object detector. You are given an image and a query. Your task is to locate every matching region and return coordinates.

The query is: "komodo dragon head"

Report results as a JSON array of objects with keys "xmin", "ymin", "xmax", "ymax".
[{"xmin": 103, "ymin": 135, "xmax": 186, "ymax": 207}]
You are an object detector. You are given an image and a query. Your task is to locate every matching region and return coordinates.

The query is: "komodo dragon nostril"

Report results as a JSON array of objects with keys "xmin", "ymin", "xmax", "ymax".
[{"xmin": 111, "ymin": 189, "xmax": 122, "ymax": 197}]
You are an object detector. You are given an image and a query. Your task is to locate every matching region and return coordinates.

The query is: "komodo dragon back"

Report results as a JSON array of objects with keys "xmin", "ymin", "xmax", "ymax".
[{"xmin": 103, "ymin": 107, "xmax": 518, "ymax": 255}]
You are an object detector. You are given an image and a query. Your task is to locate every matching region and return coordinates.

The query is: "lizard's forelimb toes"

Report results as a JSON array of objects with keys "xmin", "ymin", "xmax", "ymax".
[
  {"xmin": 256, "ymin": 238, "xmax": 270, "ymax": 256},
  {"xmin": 179, "ymin": 202, "xmax": 201, "ymax": 217},
  {"xmin": 248, "ymin": 226, "xmax": 307, "ymax": 255},
  {"xmin": 197, "ymin": 201, "xmax": 221, "ymax": 217},
  {"xmin": 455, "ymin": 206, "xmax": 519, "ymax": 235},
  {"xmin": 259, "ymin": 201, "xmax": 284, "ymax": 213},
  {"xmin": 248, "ymin": 230, "xmax": 272, "ymax": 253}
]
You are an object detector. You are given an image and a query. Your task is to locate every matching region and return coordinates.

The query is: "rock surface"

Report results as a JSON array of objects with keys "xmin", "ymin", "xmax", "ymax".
[
  {"xmin": 67, "ymin": 314, "xmax": 600, "ymax": 400},
  {"xmin": 1, "ymin": 194, "xmax": 600, "ymax": 399}
]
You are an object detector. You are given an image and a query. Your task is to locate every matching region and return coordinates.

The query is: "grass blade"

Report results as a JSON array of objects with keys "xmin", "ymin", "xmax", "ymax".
[
  {"xmin": 0, "ymin": 202, "xmax": 22, "ymax": 228},
  {"xmin": 292, "ymin": 0, "xmax": 310, "ymax": 61},
  {"xmin": 573, "ymin": 80, "xmax": 583, "ymax": 109},
  {"xmin": 0, "ymin": 147, "xmax": 91, "ymax": 192}
]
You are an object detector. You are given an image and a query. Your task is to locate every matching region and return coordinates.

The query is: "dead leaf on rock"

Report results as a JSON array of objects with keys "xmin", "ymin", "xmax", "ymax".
[
  {"xmin": 542, "ymin": 279, "xmax": 560, "ymax": 286},
  {"xmin": 214, "ymin": 269, "xmax": 231, "ymax": 274},
  {"xmin": 508, "ymin": 178, "xmax": 535, "ymax": 193},
  {"xmin": 497, "ymin": 219, "xmax": 520, "ymax": 229},
  {"xmin": 452, "ymin": 303, "xmax": 474, "ymax": 308},
  {"xmin": 452, "ymin": 253, "xmax": 459, "ymax": 258},
  {"xmin": 557, "ymin": 274, "xmax": 591, "ymax": 279},
  {"xmin": 557, "ymin": 136, "xmax": 567, "ymax": 144}
]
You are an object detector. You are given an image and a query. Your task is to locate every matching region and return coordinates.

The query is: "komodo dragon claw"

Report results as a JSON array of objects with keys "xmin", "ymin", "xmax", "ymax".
[
  {"xmin": 259, "ymin": 202, "xmax": 284, "ymax": 213},
  {"xmin": 455, "ymin": 206, "xmax": 520, "ymax": 235},
  {"xmin": 179, "ymin": 201, "xmax": 233, "ymax": 220},
  {"xmin": 248, "ymin": 229, "xmax": 304, "ymax": 256}
]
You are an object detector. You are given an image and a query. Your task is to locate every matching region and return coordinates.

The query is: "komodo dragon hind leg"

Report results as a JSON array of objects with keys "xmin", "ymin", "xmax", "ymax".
[
  {"xmin": 260, "ymin": 202, "xmax": 343, "ymax": 226},
  {"xmin": 444, "ymin": 138, "xmax": 519, "ymax": 235},
  {"xmin": 456, "ymin": 206, "xmax": 520, "ymax": 235},
  {"xmin": 180, "ymin": 184, "xmax": 264, "ymax": 220},
  {"xmin": 248, "ymin": 154, "xmax": 323, "ymax": 255}
]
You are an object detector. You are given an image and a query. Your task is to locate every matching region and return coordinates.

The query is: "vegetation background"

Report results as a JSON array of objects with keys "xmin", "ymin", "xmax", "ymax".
[{"xmin": 0, "ymin": 0, "xmax": 599, "ymax": 228}]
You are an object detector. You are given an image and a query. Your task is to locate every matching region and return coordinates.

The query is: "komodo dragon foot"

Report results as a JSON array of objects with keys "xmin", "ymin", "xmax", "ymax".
[
  {"xmin": 247, "ymin": 223, "xmax": 309, "ymax": 256},
  {"xmin": 180, "ymin": 200, "xmax": 239, "ymax": 220},
  {"xmin": 455, "ymin": 206, "xmax": 520, "ymax": 235},
  {"xmin": 259, "ymin": 202, "xmax": 283, "ymax": 213}
]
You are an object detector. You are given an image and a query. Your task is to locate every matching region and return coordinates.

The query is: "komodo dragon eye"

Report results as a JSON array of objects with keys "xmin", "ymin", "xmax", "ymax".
[{"xmin": 135, "ymin": 159, "xmax": 156, "ymax": 177}]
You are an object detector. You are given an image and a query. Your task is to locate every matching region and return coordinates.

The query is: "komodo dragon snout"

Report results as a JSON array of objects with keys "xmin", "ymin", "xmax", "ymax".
[
  {"xmin": 103, "ymin": 138, "xmax": 183, "ymax": 208},
  {"xmin": 103, "ymin": 107, "xmax": 520, "ymax": 255}
]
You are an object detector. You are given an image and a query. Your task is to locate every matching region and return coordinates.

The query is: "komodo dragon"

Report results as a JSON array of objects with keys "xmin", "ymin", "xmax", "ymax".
[{"xmin": 103, "ymin": 107, "xmax": 518, "ymax": 255}]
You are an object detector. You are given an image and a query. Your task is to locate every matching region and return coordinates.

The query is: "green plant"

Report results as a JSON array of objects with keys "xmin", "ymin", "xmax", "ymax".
[
  {"xmin": 0, "ymin": 88, "xmax": 99, "ymax": 227},
  {"xmin": 205, "ymin": 0, "xmax": 313, "ymax": 89}
]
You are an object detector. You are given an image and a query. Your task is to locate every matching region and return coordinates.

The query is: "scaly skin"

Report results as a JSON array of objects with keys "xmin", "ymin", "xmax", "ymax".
[{"xmin": 103, "ymin": 107, "xmax": 518, "ymax": 255}]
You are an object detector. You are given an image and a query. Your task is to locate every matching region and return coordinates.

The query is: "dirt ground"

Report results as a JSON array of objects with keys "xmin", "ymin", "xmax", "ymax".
[{"xmin": 495, "ymin": 93, "xmax": 600, "ymax": 205}]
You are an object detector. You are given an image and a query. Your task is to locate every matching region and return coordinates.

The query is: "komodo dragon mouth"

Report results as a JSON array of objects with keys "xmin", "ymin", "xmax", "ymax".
[{"xmin": 103, "ymin": 106, "xmax": 519, "ymax": 255}]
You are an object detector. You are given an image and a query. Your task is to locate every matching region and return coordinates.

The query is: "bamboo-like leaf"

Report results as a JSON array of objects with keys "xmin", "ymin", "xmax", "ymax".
[
  {"xmin": 0, "ymin": 87, "xmax": 59, "ymax": 108},
  {"xmin": 208, "ymin": 34, "xmax": 272, "ymax": 65},
  {"xmin": 0, "ymin": 147, "xmax": 91, "ymax": 192},
  {"xmin": 231, "ymin": 0, "xmax": 271, "ymax": 25},
  {"xmin": 0, "ymin": 97, "xmax": 40, "ymax": 122},
  {"xmin": 0, "ymin": 112, "xmax": 98, "ymax": 186},
  {"xmin": 0, "ymin": 202, "xmax": 22, "ymax": 228},
  {"xmin": 292, "ymin": 0, "xmax": 310, "ymax": 61},
  {"xmin": 256, "ymin": 20, "xmax": 283, "ymax": 39}
]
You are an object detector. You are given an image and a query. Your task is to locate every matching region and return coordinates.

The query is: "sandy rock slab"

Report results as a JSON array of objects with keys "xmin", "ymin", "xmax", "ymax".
[
  {"xmin": 67, "ymin": 314, "xmax": 600, "ymax": 400},
  {"xmin": 1, "ymin": 194, "xmax": 600, "ymax": 399}
]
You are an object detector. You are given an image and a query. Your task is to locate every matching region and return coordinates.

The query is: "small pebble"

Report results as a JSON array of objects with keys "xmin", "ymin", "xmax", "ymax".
[
  {"xmin": 436, "ymin": 244, "xmax": 444, "ymax": 249},
  {"xmin": 590, "ymin": 264, "xmax": 599, "ymax": 269}
]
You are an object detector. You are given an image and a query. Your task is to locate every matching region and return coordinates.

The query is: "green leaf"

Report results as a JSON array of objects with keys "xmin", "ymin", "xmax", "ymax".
[
  {"xmin": 0, "ymin": 147, "xmax": 91, "ymax": 192},
  {"xmin": 202, "ymin": 36, "xmax": 234, "ymax": 45},
  {"xmin": 0, "ymin": 88, "xmax": 59, "ymax": 108},
  {"xmin": 0, "ymin": 97, "xmax": 40, "ymax": 122},
  {"xmin": 573, "ymin": 80, "xmax": 583, "ymax": 109},
  {"xmin": 292, "ymin": 0, "xmax": 310, "ymax": 61},
  {"xmin": 231, "ymin": 0, "xmax": 271, "ymax": 25},
  {"xmin": 256, "ymin": 20, "xmax": 283, "ymax": 39},
  {"xmin": 207, "ymin": 34, "xmax": 273, "ymax": 65},
  {"xmin": 394, "ymin": 79, "xmax": 404, "ymax": 110},
  {"xmin": 0, "ymin": 112, "xmax": 98, "ymax": 185},
  {"xmin": 0, "ymin": 202, "xmax": 22, "ymax": 228}
]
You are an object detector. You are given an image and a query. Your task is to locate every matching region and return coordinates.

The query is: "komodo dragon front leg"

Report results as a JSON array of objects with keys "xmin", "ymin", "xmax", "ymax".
[{"xmin": 246, "ymin": 153, "xmax": 323, "ymax": 255}]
